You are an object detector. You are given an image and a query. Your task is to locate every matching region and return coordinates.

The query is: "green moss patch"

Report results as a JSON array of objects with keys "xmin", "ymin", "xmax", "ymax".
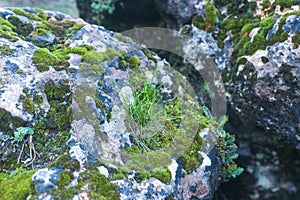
[
  {"xmin": 0, "ymin": 169, "xmax": 37, "ymax": 200},
  {"xmin": 32, "ymin": 48, "xmax": 59, "ymax": 72},
  {"xmin": 0, "ymin": 45, "xmax": 13, "ymax": 55},
  {"xmin": 151, "ymin": 167, "xmax": 172, "ymax": 184},
  {"xmin": 205, "ymin": 4, "xmax": 219, "ymax": 32},
  {"xmin": 77, "ymin": 170, "xmax": 120, "ymax": 199},
  {"xmin": 128, "ymin": 55, "xmax": 140, "ymax": 68}
]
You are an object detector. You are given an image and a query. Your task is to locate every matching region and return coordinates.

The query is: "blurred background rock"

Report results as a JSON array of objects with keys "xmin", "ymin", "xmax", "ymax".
[{"xmin": 0, "ymin": 0, "xmax": 79, "ymax": 17}]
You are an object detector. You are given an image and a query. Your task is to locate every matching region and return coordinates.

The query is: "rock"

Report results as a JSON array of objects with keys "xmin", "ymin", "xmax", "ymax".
[
  {"xmin": 0, "ymin": 7, "xmax": 234, "ymax": 199},
  {"xmin": 32, "ymin": 168, "xmax": 62, "ymax": 193},
  {"xmin": 154, "ymin": 0, "xmax": 204, "ymax": 29},
  {"xmin": 76, "ymin": 0, "xmax": 162, "ymax": 32},
  {"xmin": 225, "ymin": 13, "xmax": 300, "ymax": 149}
]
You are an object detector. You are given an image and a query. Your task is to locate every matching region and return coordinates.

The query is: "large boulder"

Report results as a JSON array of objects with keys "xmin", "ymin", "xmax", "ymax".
[
  {"xmin": 167, "ymin": 1, "xmax": 300, "ymax": 199},
  {"xmin": 0, "ymin": 7, "xmax": 241, "ymax": 199}
]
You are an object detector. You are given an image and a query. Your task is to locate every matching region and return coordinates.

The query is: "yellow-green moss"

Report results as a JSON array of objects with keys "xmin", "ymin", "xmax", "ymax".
[
  {"xmin": 292, "ymin": 31, "xmax": 300, "ymax": 48},
  {"xmin": 0, "ymin": 172, "xmax": 8, "ymax": 183},
  {"xmin": 71, "ymin": 23, "xmax": 85, "ymax": 32},
  {"xmin": 275, "ymin": 0, "xmax": 292, "ymax": 11},
  {"xmin": 205, "ymin": 4, "xmax": 219, "ymax": 32},
  {"xmin": 0, "ymin": 30, "xmax": 18, "ymax": 42},
  {"xmin": 32, "ymin": 48, "xmax": 59, "ymax": 72},
  {"xmin": 111, "ymin": 171, "xmax": 125, "ymax": 180},
  {"xmin": 19, "ymin": 96, "xmax": 35, "ymax": 114},
  {"xmin": 143, "ymin": 49, "xmax": 158, "ymax": 63},
  {"xmin": 119, "ymin": 59, "xmax": 127, "ymax": 68},
  {"xmin": 77, "ymin": 170, "xmax": 120, "ymax": 199},
  {"xmin": 135, "ymin": 171, "xmax": 150, "ymax": 183},
  {"xmin": 151, "ymin": 167, "xmax": 172, "ymax": 184},
  {"xmin": 0, "ymin": 45, "xmax": 13, "ymax": 55},
  {"xmin": 79, "ymin": 63, "xmax": 105, "ymax": 76},
  {"xmin": 180, "ymin": 132, "xmax": 204, "ymax": 173},
  {"xmin": 128, "ymin": 55, "xmax": 140, "ymax": 68},
  {"xmin": 192, "ymin": 15, "xmax": 206, "ymax": 30},
  {"xmin": 8, "ymin": 16, "xmax": 34, "ymax": 37},
  {"xmin": 12, "ymin": 8, "xmax": 43, "ymax": 21},
  {"xmin": 0, "ymin": 17, "xmax": 15, "ymax": 29},
  {"xmin": 34, "ymin": 8, "xmax": 48, "ymax": 21},
  {"xmin": 81, "ymin": 48, "xmax": 120, "ymax": 65},
  {"xmin": 0, "ymin": 169, "xmax": 37, "ymax": 200}
]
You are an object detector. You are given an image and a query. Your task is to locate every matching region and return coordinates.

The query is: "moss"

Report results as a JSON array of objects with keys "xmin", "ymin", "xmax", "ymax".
[
  {"xmin": 31, "ymin": 80, "xmax": 72, "ymax": 166},
  {"xmin": 45, "ymin": 81, "xmax": 68, "ymax": 101},
  {"xmin": 79, "ymin": 63, "xmax": 105, "ymax": 77},
  {"xmin": 292, "ymin": 31, "xmax": 300, "ymax": 48},
  {"xmin": 128, "ymin": 55, "xmax": 140, "ymax": 68},
  {"xmin": 135, "ymin": 171, "xmax": 150, "ymax": 183},
  {"xmin": 0, "ymin": 169, "xmax": 37, "ymax": 200},
  {"xmin": 77, "ymin": 170, "xmax": 120, "ymax": 199},
  {"xmin": 192, "ymin": 15, "xmax": 206, "ymax": 30},
  {"xmin": 0, "ymin": 18, "xmax": 17, "ymax": 41},
  {"xmin": 259, "ymin": 16, "xmax": 277, "ymax": 37},
  {"xmin": 236, "ymin": 57, "xmax": 248, "ymax": 66},
  {"xmin": 151, "ymin": 167, "xmax": 171, "ymax": 184},
  {"xmin": 0, "ymin": 172, "xmax": 8, "ymax": 183},
  {"xmin": 267, "ymin": 11, "xmax": 300, "ymax": 46},
  {"xmin": 119, "ymin": 59, "xmax": 127, "ymax": 68},
  {"xmin": 120, "ymin": 150, "xmax": 172, "ymax": 172},
  {"xmin": 0, "ymin": 17, "xmax": 15, "ymax": 29},
  {"xmin": 0, "ymin": 29, "xmax": 18, "ymax": 42},
  {"xmin": 0, "ymin": 45, "xmax": 13, "ymax": 55},
  {"xmin": 12, "ymin": 8, "xmax": 43, "ymax": 21},
  {"xmin": 180, "ymin": 131, "xmax": 204, "ymax": 173},
  {"xmin": 81, "ymin": 48, "xmax": 120, "ymax": 65},
  {"xmin": 261, "ymin": 56, "xmax": 269, "ymax": 63},
  {"xmin": 143, "ymin": 49, "xmax": 158, "ymax": 63},
  {"xmin": 8, "ymin": 16, "xmax": 34, "ymax": 37},
  {"xmin": 240, "ymin": 23, "xmax": 259, "ymax": 36},
  {"xmin": 275, "ymin": 0, "xmax": 293, "ymax": 11},
  {"xmin": 71, "ymin": 23, "xmax": 85, "ymax": 32},
  {"xmin": 32, "ymin": 48, "xmax": 59, "ymax": 72},
  {"xmin": 0, "ymin": 108, "xmax": 26, "ymax": 134},
  {"xmin": 19, "ymin": 96, "xmax": 35, "ymax": 114},
  {"xmin": 111, "ymin": 171, "xmax": 124, "ymax": 180},
  {"xmin": 217, "ymin": 29, "xmax": 226, "ymax": 48},
  {"xmin": 34, "ymin": 8, "xmax": 48, "ymax": 21},
  {"xmin": 57, "ymin": 170, "xmax": 71, "ymax": 188},
  {"xmin": 47, "ymin": 153, "xmax": 80, "ymax": 172},
  {"xmin": 205, "ymin": 4, "xmax": 219, "ymax": 32}
]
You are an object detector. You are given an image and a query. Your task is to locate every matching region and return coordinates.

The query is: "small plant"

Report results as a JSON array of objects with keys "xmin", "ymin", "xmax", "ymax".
[
  {"xmin": 14, "ymin": 127, "xmax": 34, "ymax": 142},
  {"xmin": 91, "ymin": 0, "xmax": 115, "ymax": 24},
  {"xmin": 215, "ymin": 129, "xmax": 244, "ymax": 182},
  {"xmin": 127, "ymin": 83, "xmax": 162, "ymax": 127},
  {"xmin": 124, "ymin": 75, "xmax": 182, "ymax": 153}
]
